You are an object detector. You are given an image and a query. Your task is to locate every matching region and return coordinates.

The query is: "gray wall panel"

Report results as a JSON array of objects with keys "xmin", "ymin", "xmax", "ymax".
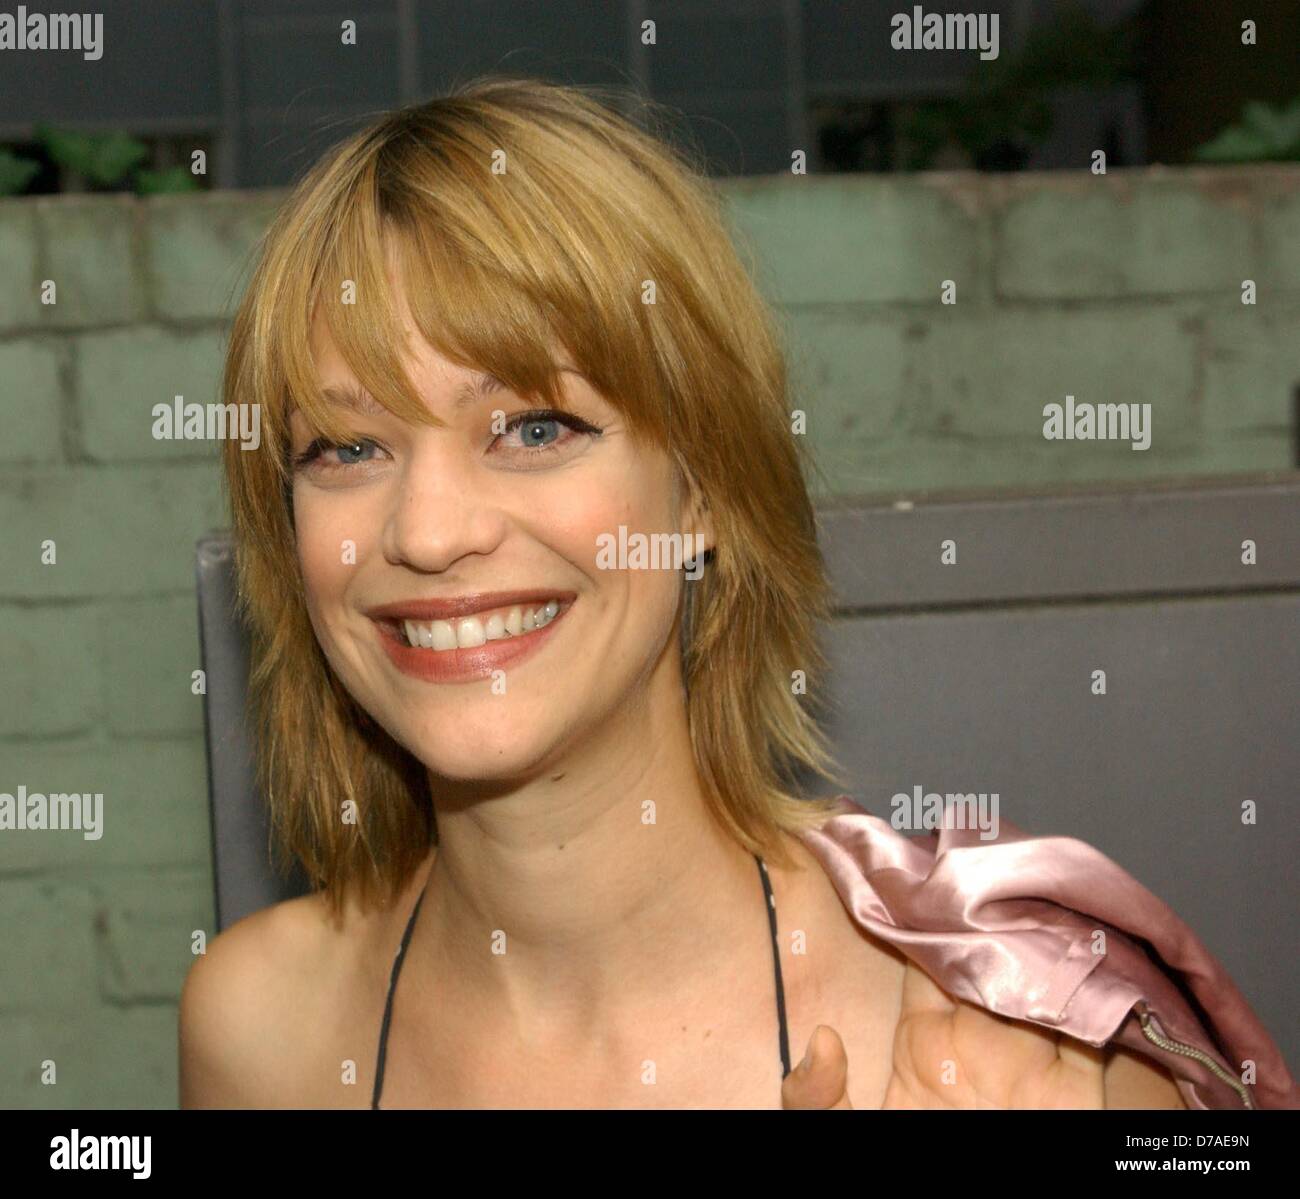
[{"xmin": 819, "ymin": 478, "xmax": 1300, "ymax": 609}]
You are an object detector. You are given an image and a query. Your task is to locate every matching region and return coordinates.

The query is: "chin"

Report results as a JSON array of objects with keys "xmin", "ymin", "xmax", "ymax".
[{"xmin": 392, "ymin": 709, "xmax": 568, "ymax": 785}]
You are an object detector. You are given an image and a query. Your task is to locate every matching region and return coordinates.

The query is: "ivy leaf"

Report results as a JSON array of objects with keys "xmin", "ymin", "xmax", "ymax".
[
  {"xmin": 36, "ymin": 124, "xmax": 149, "ymax": 187},
  {"xmin": 134, "ymin": 166, "xmax": 201, "ymax": 194},
  {"xmin": 1194, "ymin": 98, "xmax": 1300, "ymax": 163},
  {"xmin": 1195, "ymin": 126, "xmax": 1275, "ymax": 162},
  {"xmin": 0, "ymin": 148, "xmax": 41, "ymax": 195},
  {"xmin": 1241, "ymin": 99, "xmax": 1300, "ymax": 153}
]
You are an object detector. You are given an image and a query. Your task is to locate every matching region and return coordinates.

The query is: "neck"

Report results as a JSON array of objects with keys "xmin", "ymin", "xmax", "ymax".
[{"xmin": 411, "ymin": 657, "xmax": 770, "ymax": 1035}]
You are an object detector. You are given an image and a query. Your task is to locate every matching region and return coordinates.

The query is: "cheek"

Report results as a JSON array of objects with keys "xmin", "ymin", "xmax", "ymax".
[
  {"xmin": 536, "ymin": 451, "xmax": 679, "ymax": 564},
  {"xmin": 543, "ymin": 457, "xmax": 684, "ymax": 646},
  {"xmin": 292, "ymin": 491, "xmax": 364, "ymax": 621}
]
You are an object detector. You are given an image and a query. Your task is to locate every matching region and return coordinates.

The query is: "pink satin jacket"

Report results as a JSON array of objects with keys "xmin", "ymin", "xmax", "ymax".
[{"xmin": 797, "ymin": 798, "xmax": 1298, "ymax": 1110}]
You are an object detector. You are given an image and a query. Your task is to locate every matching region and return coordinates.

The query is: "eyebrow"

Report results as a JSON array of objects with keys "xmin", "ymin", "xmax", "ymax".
[
  {"xmin": 318, "ymin": 384, "xmax": 388, "ymax": 416},
  {"xmin": 453, "ymin": 372, "xmax": 506, "ymax": 411},
  {"xmin": 317, "ymin": 372, "xmax": 507, "ymax": 416}
]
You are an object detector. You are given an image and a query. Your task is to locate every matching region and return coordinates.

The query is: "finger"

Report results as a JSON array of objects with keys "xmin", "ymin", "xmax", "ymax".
[
  {"xmin": 897, "ymin": 960, "xmax": 960, "ymax": 1018},
  {"xmin": 782, "ymin": 1025, "xmax": 853, "ymax": 1109}
]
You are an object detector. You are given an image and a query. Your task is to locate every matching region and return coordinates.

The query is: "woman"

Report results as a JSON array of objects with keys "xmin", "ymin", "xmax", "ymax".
[{"xmin": 179, "ymin": 77, "xmax": 1295, "ymax": 1109}]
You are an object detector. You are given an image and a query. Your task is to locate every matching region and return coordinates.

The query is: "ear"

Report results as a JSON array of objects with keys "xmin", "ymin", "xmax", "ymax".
[{"xmin": 674, "ymin": 459, "xmax": 714, "ymax": 560}]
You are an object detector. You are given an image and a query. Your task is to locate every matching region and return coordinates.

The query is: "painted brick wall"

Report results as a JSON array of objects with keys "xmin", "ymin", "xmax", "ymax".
[
  {"xmin": 725, "ymin": 166, "xmax": 1300, "ymax": 492},
  {"xmin": 0, "ymin": 165, "xmax": 1296, "ymax": 1106}
]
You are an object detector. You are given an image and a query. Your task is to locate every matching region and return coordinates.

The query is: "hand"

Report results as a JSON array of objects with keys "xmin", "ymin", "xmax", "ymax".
[
  {"xmin": 781, "ymin": 1024, "xmax": 854, "ymax": 1109},
  {"xmin": 880, "ymin": 960, "xmax": 1109, "ymax": 1108},
  {"xmin": 783, "ymin": 962, "xmax": 1186, "ymax": 1109},
  {"xmin": 780, "ymin": 969, "xmax": 1104, "ymax": 1110}
]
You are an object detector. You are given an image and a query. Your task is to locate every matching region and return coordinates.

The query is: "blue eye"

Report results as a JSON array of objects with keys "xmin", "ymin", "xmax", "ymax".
[
  {"xmin": 497, "ymin": 409, "xmax": 603, "ymax": 456},
  {"xmin": 334, "ymin": 440, "xmax": 375, "ymax": 464},
  {"xmin": 292, "ymin": 437, "xmax": 382, "ymax": 473},
  {"xmin": 516, "ymin": 417, "xmax": 559, "ymax": 448}
]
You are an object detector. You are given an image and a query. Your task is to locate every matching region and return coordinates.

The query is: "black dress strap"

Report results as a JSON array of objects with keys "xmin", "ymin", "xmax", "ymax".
[
  {"xmin": 756, "ymin": 854, "xmax": 793, "ymax": 1078},
  {"xmin": 370, "ymin": 880, "xmax": 428, "ymax": 1110},
  {"xmin": 371, "ymin": 851, "xmax": 791, "ymax": 1107}
]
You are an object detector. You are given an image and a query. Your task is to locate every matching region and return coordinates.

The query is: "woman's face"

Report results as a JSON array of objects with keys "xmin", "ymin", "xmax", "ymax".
[{"xmin": 288, "ymin": 298, "xmax": 710, "ymax": 785}]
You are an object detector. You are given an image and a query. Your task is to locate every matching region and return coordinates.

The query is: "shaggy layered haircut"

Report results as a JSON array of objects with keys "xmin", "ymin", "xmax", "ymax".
[{"xmin": 220, "ymin": 76, "xmax": 845, "ymax": 919}]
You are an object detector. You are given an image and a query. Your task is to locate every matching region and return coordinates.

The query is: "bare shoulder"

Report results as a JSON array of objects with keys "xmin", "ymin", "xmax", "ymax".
[
  {"xmin": 772, "ymin": 827, "xmax": 909, "ymax": 1108},
  {"xmin": 178, "ymin": 887, "xmax": 345, "ymax": 1108},
  {"xmin": 776, "ymin": 825, "xmax": 909, "ymax": 982},
  {"xmin": 177, "ymin": 850, "xmax": 441, "ymax": 1109}
]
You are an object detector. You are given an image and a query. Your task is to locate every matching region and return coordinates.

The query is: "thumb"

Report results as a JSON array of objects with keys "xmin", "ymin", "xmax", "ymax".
[{"xmin": 782, "ymin": 1024, "xmax": 853, "ymax": 1109}]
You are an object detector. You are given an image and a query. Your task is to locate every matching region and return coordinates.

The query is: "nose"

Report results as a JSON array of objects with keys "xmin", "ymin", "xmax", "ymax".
[{"xmin": 380, "ymin": 441, "xmax": 508, "ymax": 574}]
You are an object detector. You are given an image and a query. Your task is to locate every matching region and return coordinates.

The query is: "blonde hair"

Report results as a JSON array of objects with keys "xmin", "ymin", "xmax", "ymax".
[{"xmin": 220, "ymin": 75, "xmax": 845, "ymax": 918}]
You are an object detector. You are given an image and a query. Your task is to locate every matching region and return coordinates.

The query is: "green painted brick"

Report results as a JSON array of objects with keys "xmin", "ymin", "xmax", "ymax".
[
  {"xmin": 913, "ymin": 309, "xmax": 1199, "ymax": 445},
  {"xmin": 0, "ymin": 1006, "xmax": 178, "ymax": 1108},
  {"xmin": 74, "ymin": 326, "xmax": 227, "ymax": 462},
  {"xmin": 998, "ymin": 188, "xmax": 1128, "ymax": 299},
  {"xmin": 100, "ymin": 595, "xmax": 207, "ymax": 736},
  {"xmin": 812, "ymin": 434, "xmax": 1275, "ymax": 498},
  {"xmin": 145, "ymin": 190, "xmax": 283, "ymax": 322},
  {"xmin": 723, "ymin": 175, "xmax": 983, "ymax": 305},
  {"xmin": 1259, "ymin": 185, "xmax": 1300, "ymax": 295},
  {"xmin": 0, "ymin": 738, "xmax": 212, "ymax": 875},
  {"xmin": 782, "ymin": 310, "xmax": 911, "ymax": 486},
  {"xmin": 0, "ymin": 337, "xmax": 64, "ymax": 462},
  {"xmin": 0, "ymin": 880, "xmax": 98, "ymax": 1007},
  {"xmin": 1185, "ymin": 430, "xmax": 1292, "ymax": 474},
  {"xmin": 33, "ymin": 196, "xmax": 146, "ymax": 329},
  {"xmin": 0, "ymin": 201, "xmax": 40, "ymax": 330},
  {"xmin": 1203, "ymin": 305, "xmax": 1300, "ymax": 432},
  {"xmin": 997, "ymin": 176, "xmax": 1254, "ymax": 299},
  {"xmin": 0, "ymin": 603, "xmax": 102, "ymax": 735},
  {"xmin": 97, "ymin": 868, "xmax": 213, "ymax": 1003},
  {"xmin": 0, "ymin": 465, "xmax": 228, "ymax": 600},
  {"xmin": 805, "ymin": 439, "xmax": 1012, "ymax": 497},
  {"xmin": 1258, "ymin": 188, "xmax": 1300, "ymax": 297}
]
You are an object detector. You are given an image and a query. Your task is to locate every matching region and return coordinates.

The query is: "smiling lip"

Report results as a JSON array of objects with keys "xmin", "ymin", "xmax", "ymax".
[
  {"xmin": 365, "ymin": 590, "xmax": 577, "ymax": 622},
  {"xmin": 366, "ymin": 590, "xmax": 576, "ymax": 684}
]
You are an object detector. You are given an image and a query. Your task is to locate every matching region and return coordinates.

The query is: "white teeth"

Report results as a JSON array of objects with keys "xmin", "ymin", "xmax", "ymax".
[
  {"xmin": 456, "ymin": 618, "xmax": 486, "ymax": 648},
  {"xmin": 399, "ymin": 602, "xmax": 564, "ymax": 651}
]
